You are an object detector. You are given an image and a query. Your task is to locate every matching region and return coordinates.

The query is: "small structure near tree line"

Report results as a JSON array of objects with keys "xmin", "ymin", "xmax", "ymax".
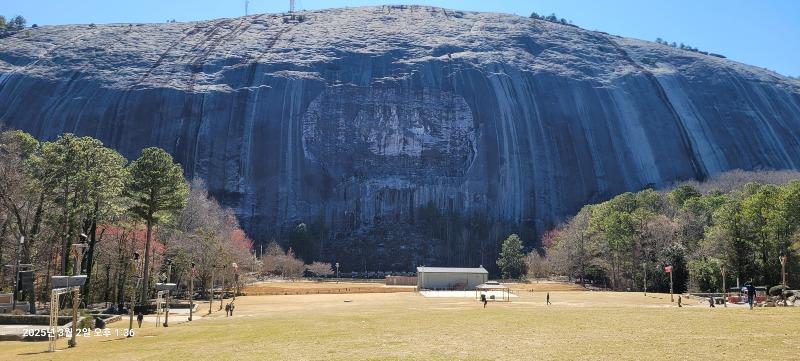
[
  {"xmin": 416, "ymin": 266, "xmax": 488, "ymax": 291},
  {"xmin": 475, "ymin": 281, "xmax": 512, "ymax": 302}
]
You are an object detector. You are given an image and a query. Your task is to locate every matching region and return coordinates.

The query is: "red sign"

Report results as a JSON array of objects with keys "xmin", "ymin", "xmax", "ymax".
[{"xmin": 664, "ymin": 265, "xmax": 673, "ymax": 273}]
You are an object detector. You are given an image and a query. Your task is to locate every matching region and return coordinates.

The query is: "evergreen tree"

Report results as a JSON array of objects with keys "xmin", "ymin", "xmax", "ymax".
[
  {"xmin": 126, "ymin": 147, "xmax": 188, "ymax": 304},
  {"xmin": 9, "ymin": 15, "xmax": 26, "ymax": 30},
  {"xmin": 289, "ymin": 223, "xmax": 314, "ymax": 262},
  {"xmin": 668, "ymin": 185, "xmax": 701, "ymax": 207},
  {"xmin": 497, "ymin": 234, "xmax": 525, "ymax": 279}
]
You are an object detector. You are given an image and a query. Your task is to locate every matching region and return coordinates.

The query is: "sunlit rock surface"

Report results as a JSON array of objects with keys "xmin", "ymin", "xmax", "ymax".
[{"xmin": 1, "ymin": 6, "xmax": 799, "ymax": 268}]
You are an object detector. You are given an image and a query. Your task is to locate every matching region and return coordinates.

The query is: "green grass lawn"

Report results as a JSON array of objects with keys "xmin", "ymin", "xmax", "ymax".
[{"xmin": 5, "ymin": 291, "xmax": 800, "ymax": 360}]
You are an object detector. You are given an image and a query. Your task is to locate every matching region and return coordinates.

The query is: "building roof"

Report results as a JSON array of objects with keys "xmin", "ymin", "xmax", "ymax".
[
  {"xmin": 476, "ymin": 282, "xmax": 509, "ymax": 290},
  {"xmin": 416, "ymin": 266, "xmax": 488, "ymax": 274}
]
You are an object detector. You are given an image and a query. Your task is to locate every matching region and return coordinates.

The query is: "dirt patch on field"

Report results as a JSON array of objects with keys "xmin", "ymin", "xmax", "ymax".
[
  {"xmin": 243, "ymin": 281, "xmax": 415, "ymax": 295},
  {"xmin": 505, "ymin": 281, "xmax": 588, "ymax": 292}
]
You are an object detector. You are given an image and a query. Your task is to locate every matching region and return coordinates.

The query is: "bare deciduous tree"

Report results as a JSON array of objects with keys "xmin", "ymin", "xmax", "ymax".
[{"xmin": 307, "ymin": 262, "xmax": 333, "ymax": 278}]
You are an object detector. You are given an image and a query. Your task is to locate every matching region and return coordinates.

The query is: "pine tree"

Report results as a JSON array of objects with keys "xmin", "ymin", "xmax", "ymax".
[
  {"xmin": 126, "ymin": 147, "xmax": 188, "ymax": 304},
  {"xmin": 497, "ymin": 234, "xmax": 526, "ymax": 279},
  {"xmin": 10, "ymin": 15, "xmax": 26, "ymax": 30}
]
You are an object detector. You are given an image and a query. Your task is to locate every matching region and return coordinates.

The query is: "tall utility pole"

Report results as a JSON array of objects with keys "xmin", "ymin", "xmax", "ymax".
[
  {"xmin": 289, "ymin": 0, "xmax": 295, "ymax": 13},
  {"xmin": 245, "ymin": 0, "xmax": 249, "ymax": 16}
]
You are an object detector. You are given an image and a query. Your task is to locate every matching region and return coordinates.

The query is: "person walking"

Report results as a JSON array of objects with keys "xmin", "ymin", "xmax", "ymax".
[
  {"xmin": 229, "ymin": 302, "xmax": 235, "ymax": 316},
  {"xmin": 745, "ymin": 282, "xmax": 756, "ymax": 310},
  {"xmin": 546, "ymin": 292, "xmax": 551, "ymax": 306},
  {"xmin": 136, "ymin": 312, "xmax": 144, "ymax": 328},
  {"xmin": 480, "ymin": 293, "xmax": 487, "ymax": 308},
  {"xmin": 678, "ymin": 295, "xmax": 682, "ymax": 307},
  {"xmin": 225, "ymin": 303, "xmax": 231, "ymax": 317},
  {"xmin": 708, "ymin": 296, "xmax": 715, "ymax": 308}
]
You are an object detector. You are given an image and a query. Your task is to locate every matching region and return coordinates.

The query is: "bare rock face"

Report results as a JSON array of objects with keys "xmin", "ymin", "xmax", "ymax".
[{"xmin": 1, "ymin": 7, "xmax": 799, "ymax": 269}]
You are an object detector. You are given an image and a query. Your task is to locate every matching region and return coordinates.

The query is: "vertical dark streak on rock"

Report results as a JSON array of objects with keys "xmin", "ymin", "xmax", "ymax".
[{"xmin": 606, "ymin": 37, "xmax": 708, "ymax": 181}]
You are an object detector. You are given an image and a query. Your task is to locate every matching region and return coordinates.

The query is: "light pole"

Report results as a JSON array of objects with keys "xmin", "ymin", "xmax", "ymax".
[
  {"xmin": 12, "ymin": 236, "xmax": 24, "ymax": 311},
  {"xmin": 642, "ymin": 262, "xmax": 647, "ymax": 296},
  {"xmin": 780, "ymin": 255, "xmax": 787, "ymax": 305},
  {"xmin": 231, "ymin": 263, "xmax": 238, "ymax": 301},
  {"xmin": 129, "ymin": 252, "xmax": 141, "ymax": 338},
  {"xmin": 780, "ymin": 255, "xmax": 787, "ymax": 289},
  {"xmin": 163, "ymin": 258, "xmax": 172, "ymax": 327},
  {"xmin": 189, "ymin": 262, "xmax": 195, "ymax": 321},
  {"xmin": 104, "ymin": 264, "xmax": 111, "ymax": 308},
  {"xmin": 219, "ymin": 264, "xmax": 227, "ymax": 311},
  {"xmin": 208, "ymin": 265, "xmax": 215, "ymax": 315},
  {"xmin": 721, "ymin": 265, "xmax": 727, "ymax": 307},
  {"xmin": 68, "ymin": 236, "xmax": 89, "ymax": 348}
]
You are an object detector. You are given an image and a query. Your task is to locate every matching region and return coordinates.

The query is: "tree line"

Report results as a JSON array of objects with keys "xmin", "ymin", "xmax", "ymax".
[
  {"xmin": 0, "ymin": 15, "xmax": 28, "ymax": 31},
  {"xmin": 654, "ymin": 38, "xmax": 726, "ymax": 59},
  {"xmin": 529, "ymin": 12, "xmax": 576, "ymax": 27},
  {"xmin": 0, "ymin": 130, "xmax": 254, "ymax": 312},
  {"xmin": 534, "ymin": 170, "xmax": 800, "ymax": 293}
]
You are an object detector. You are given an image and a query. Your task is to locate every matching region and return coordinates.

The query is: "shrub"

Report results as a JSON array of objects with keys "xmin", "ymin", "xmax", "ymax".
[{"xmin": 688, "ymin": 258, "xmax": 723, "ymax": 292}]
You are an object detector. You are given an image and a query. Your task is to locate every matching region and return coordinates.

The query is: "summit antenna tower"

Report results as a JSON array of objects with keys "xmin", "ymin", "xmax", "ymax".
[
  {"xmin": 245, "ymin": 0, "xmax": 249, "ymax": 15},
  {"xmin": 290, "ymin": 0, "xmax": 295, "ymax": 13}
]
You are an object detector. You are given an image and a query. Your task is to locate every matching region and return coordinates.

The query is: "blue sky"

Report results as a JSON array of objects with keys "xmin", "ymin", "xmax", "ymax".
[{"xmin": 3, "ymin": 0, "xmax": 798, "ymax": 77}]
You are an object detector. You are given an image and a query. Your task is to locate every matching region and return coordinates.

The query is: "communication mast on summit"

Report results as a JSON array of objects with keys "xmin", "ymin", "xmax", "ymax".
[
  {"xmin": 282, "ymin": 0, "xmax": 303, "ymax": 23},
  {"xmin": 245, "ymin": 0, "xmax": 249, "ymax": 15}
]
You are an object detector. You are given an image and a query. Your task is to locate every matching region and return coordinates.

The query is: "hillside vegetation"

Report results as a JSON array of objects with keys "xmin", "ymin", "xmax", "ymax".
[{"xmin": 546, "ymin": 170, "xmax": 800, "ymax": 292}]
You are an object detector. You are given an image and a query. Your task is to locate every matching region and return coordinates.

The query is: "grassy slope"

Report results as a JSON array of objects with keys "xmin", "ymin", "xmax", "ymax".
[{"xmin": 5, "ymin": 291, "xmax": 799, "ymax": 360}]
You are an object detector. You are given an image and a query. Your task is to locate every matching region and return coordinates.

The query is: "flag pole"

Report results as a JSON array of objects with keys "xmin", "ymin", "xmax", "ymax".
[{"xmin": 669, "ymin": 266, "xmax": 675, "ymax": 302}]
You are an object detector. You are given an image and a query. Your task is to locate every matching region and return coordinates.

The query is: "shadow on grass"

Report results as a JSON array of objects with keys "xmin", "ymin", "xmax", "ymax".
[
  {"xmin": 100, "ymin": 337, "xmax": 132, "ymax": 342},
  {"xmin": 18, "ymin": 350, "xmax": 56, "ymax": 355}
]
